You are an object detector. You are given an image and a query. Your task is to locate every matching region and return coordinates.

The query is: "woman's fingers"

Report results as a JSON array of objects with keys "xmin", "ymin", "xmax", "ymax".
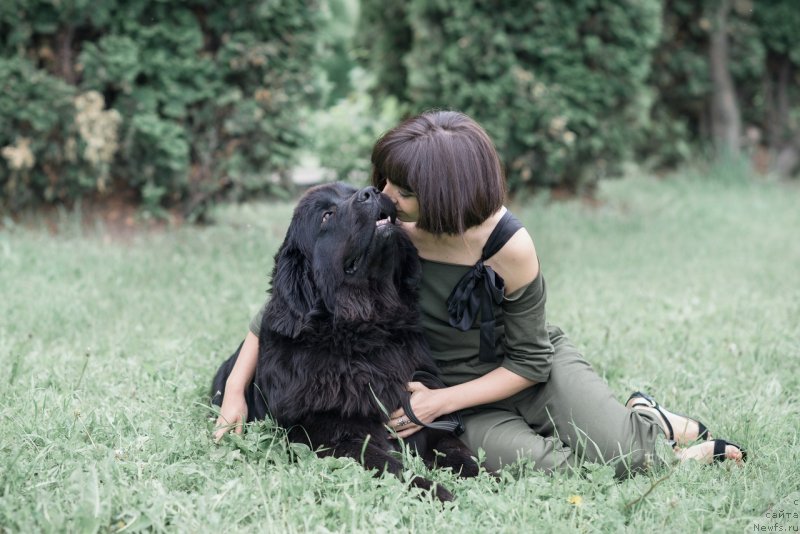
[
  {"xmin": 388, "ymin": 381, "xmax": 436, "ymax": 436},
  {"xmin": 390, "ymin": 414, "xmax": 412, "ymax": 429},
  {"xmin": 213, "ymin": 418, "xmax": 225, "ymax": 442},
  {"xmin": 213, "ymin": 415, "xmax": 242, "ymax": 443},
  {"xmin": 395, "ymin": 429, "xmax": 420, "ymax": 439},
  {"xmin": 386, "ymin": 412, "xmax": 420, "ymax": 439},
  {"xmin": 388, "ymin": 423, "xmax": 421, "ymax": 439}
]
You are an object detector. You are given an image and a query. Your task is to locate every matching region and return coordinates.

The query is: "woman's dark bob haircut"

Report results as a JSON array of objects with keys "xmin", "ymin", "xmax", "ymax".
[{"xmin": 370, "ymin": 110, "xmax": 506, "ymax": 235}]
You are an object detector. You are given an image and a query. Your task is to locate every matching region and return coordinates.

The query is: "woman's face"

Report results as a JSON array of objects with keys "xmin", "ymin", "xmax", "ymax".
[{"xmin": 382, "ymin": 179, "xmax": 419, "ymax": 223}]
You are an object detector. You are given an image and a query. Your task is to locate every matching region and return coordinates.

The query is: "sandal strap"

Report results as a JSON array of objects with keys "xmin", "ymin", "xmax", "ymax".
[
  {"xmin": 628, "ymin": 393, "xmax": 675, "ymax": 444},
  {"xmin": 712, "ymin": 439, "xmax": 747, "ymax": 463},
  {"xmin": 712, "ymin": 439, "xmax": 728, "ymax": 462}
]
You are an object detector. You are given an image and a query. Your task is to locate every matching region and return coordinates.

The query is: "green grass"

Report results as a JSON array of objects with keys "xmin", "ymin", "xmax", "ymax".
[{"xmin": 1, "ymin": 171, "xmax": 799, "ymax": 533}]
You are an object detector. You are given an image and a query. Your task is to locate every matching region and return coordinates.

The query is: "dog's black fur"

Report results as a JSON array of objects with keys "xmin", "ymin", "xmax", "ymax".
[{"xmin": 211, "ymin": 183, "xmax": 478, "ymax": 501}]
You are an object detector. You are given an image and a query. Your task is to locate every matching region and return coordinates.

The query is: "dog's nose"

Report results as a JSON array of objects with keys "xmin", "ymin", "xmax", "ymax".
[{"xmin": 356, "ymin": 186, "xmax": 381, "ymax": 202}]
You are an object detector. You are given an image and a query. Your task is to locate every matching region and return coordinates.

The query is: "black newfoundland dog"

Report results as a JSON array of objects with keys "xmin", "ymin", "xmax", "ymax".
[{"xmin": 211, "ymin": 183, "xmax": 478, "ymax": 501}]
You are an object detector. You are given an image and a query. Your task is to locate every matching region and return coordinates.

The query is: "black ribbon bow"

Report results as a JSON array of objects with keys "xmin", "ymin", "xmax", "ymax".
[
  {"xmin": 443, "ymin": 210, "xmax": 523, "ymax": 364},
  {"xmin": 446, "ymin": 260, "xmax": 506, "ymax": 363}
]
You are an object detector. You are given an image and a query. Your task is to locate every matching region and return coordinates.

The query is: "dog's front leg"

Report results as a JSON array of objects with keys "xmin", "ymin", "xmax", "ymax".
[
  {"xmin": 316, "ymin": 438, "xmax": 455, "ymax": 502},
  {"xmin": 427, "ymin": 434, "xmax": 481, "ymax": 478}
]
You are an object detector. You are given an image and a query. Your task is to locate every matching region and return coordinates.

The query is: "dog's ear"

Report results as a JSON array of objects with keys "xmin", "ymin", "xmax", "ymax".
[{"xmin": 264, "ymin": 243, "xmax": 316, "ymax": 338}]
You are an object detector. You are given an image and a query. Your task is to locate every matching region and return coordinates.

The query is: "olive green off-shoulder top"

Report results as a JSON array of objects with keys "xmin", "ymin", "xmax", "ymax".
[
  {"xmin": 249, "ymin": 259, "xmax": 555, "ymax": 386},
  {"xmin": 417, "ymin": 259, "xmax": 554, "ymax": 386}
]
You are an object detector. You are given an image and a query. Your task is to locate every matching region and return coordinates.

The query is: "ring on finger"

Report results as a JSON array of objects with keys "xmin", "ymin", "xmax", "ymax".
[{"xmin": 396, "ymin": 416, "xmax": 410, "ymax": 428}]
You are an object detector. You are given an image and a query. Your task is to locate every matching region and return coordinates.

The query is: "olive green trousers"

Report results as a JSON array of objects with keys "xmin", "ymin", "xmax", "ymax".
[{"xmin": 460, "ymin": 327, "xmax": 670, "ymax": 476}]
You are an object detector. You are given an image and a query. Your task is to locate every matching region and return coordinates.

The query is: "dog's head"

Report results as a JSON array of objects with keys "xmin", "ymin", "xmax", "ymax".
[{"xmin": 265, "ymin": 182, "xmax": 421, "ymax": 338}]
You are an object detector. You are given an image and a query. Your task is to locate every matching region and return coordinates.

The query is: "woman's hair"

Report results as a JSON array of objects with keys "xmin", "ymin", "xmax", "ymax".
[{"xmin": 370, "ymin": 110, "xmax": 506, "ymax": 235}]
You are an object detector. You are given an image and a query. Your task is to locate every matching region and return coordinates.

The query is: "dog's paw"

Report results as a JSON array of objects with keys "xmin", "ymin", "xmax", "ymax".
[
  {"xmin": 409, "ymin": 475, "xmax": 454, "ymax": 502},
  {"xmin": 433, "ymin": 483, "xmax": 454, "ymax": 502},
  {"xmin": 432, "ymin": 448, "xmax": 481, "ymax": 478}
]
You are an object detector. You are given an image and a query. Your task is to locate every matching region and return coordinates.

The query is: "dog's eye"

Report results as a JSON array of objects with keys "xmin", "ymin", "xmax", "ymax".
[{"xmin": 321, "ymin": 211, "xmax": 334, "ymax": 224}]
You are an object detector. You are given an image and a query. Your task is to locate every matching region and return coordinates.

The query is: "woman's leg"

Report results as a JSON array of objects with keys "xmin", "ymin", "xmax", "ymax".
[
  {"xmin": 460, "ymin": 408, "xmax": 574, "ymax": 473},
  {"xmin": 516, "ymin": 328, "xmax": 668, "ymax": 477},
  {"xmin": 460, "ymin": 327, "xmax": 742, "ymax": 473}
]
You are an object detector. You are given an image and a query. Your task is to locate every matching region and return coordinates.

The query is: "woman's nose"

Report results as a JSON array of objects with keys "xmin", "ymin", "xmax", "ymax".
[{"xmin": 381, "ymin": 182, "xmax": 396, "ymax": 200}]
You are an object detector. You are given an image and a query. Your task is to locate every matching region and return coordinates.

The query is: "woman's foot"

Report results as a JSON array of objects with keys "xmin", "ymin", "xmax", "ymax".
[
  {"xmin": 675, "ymin": 440, "xmax": 746, "ymax": 466},
  {"xmin": 626, "ymin": 392, "xmax": 710, "ymax": 446}
]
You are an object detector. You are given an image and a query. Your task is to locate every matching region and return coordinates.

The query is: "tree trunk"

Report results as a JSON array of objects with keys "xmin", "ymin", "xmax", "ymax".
[
  {"xmin": 708, "ymin": 0, "xmax": 741, "ymax": 155},
  {"xmin": 56, "ymin": 24, "xmax": 76, "ymax": 84},
  {"xmin": 773, "ymin": 134, "xmax": 800, "ymax": 178},
  {"xmin": 764, "ymin": 53, "xmax": 792, "ymax": 147},
  {"xmin": 763, "ymin": 52, "xmax": 798, "ymax": 177}
]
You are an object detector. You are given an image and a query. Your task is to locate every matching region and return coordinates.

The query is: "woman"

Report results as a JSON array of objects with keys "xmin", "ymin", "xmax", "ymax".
[{"xmin": 215, "ymin": 111, "xmax": 745, "ymax": 474}]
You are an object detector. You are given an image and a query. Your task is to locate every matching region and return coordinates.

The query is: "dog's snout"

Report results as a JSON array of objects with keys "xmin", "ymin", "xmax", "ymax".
[{"xmin": 356, "ymin": 186, "xmax": 381, "ymax": 202}]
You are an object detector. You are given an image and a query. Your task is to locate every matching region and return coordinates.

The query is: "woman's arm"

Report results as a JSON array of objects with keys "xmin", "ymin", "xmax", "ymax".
[
  {"xmin": 441, "ymin": 366, "xmax": 535, "ymax": 412},
  {"xmin": 389, "ymin": 366, "xmax": 536, "ymax": 438},
  {"xmin": 213, "ymin": 331, "xmax": 259, "ymax": 442}
]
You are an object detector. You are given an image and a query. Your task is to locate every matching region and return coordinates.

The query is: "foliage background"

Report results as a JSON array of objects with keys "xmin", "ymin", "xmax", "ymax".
[
  {"xmin": 359, "ymin": 0, "xmax": 800, "ymax": 190},
  {"xmin": 0, "ymin": 0, "xmax": 321, "ymax": 217},
  {"xmin": 362, "ymin": 0, "xmax": 663, "ymax": 191},
  {"xmin": 2, "ymin": 0, "xmax": 799, "ymax": 215}
]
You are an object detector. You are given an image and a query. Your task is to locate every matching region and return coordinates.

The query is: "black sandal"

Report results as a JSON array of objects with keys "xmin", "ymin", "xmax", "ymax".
[
  {"xmin": 626, "ymin": 391, "xmax": 711, "ymax": 446},
  {"xmin": 711, "ymin": 439, "xmax": 748, "ymax": 463}
]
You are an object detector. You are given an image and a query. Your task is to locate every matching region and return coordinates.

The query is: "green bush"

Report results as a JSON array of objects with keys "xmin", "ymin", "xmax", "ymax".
[
  {"xmin": 360, "ymin": 0, "xmax": 662, "ymax": 191},
  {"xmin": 0, "ymin": 57, "xmax": 84, "ymax": 209},
  {"xmin": 0, "ymin": 0, "xmax": 322, "ymax": 216},
  {"xmin": 355, "ymin": 1, "xmax": 413, "ymax": 102},
  {"xmin": 304, "ymin": 69, "xmax": 402, "ymax": 183}
]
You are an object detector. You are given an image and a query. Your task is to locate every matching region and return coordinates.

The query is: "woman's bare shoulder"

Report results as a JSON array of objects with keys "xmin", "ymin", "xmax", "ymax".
[{"xmin": 488, "ymin": 226, "xmax": 540, "ymax": 294}]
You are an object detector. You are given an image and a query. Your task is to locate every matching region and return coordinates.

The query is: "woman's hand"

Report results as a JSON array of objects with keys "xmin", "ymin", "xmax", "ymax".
[
  {"xmin": 387, "ymin": 368, "xmax": 537, "ymax": 439},
  {"xmin": 213, "ymin": 390, "xmax": 248, "ymax": 443},
  {"xmin": 388, "ymin": 381, "xmax": 451, "ymax": 439},
  {"xmin": 213, "ymin": 332, "xmax": 259, "ymax": 443}
]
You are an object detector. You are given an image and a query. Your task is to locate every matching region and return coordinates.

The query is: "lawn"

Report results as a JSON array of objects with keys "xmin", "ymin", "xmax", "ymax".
[{"xmin": 1, "ymin": 170, "xmax": 799, "ymax": 533}]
